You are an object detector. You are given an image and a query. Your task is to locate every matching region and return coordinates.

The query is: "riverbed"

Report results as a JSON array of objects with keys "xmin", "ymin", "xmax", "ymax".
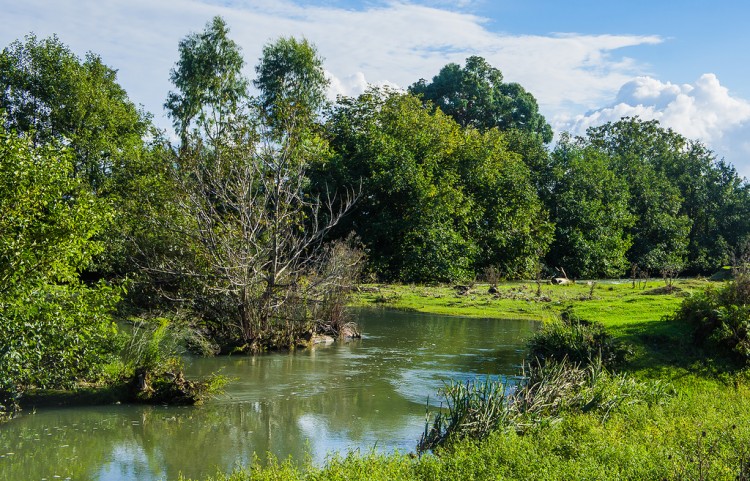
[{"xmin": 0, "ymin": 309, "xmax": 537, "ymax": 481}]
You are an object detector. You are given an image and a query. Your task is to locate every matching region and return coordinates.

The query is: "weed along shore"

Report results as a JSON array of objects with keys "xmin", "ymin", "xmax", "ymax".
[{"xmin": 175, "ymin": 277, "xmax": 750, "ymax": 480}]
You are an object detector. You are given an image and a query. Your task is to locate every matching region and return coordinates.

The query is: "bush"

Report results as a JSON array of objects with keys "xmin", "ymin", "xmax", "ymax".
[
  {"xmin": 672, "ymin": 273, "xmax": 750, "ymax": 361},
  {"xmin": 526, "ymin": 310, "xmax": 630, "ymax": 369}
]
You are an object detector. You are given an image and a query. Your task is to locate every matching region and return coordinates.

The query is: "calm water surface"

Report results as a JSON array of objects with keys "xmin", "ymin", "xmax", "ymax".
[{"xmin": 0, "ymin": 308, "xmax": 537, "ymax": 481}]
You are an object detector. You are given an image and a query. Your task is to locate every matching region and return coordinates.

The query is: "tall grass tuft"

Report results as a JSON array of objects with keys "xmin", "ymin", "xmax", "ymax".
[
  {"xmin": 418, "ymin": 357, "xmax": 672, "ymax": 453},
  {"xmin": 121, "ymin": 317, "xmax": 228, "ymax": 404},
  {"xmin": 420, "ymin": 312, "xmax": 671, "ymax": 454},
  {"xmin": 419, "ymin": 377, "xmax": 512, "ymax": 452}
]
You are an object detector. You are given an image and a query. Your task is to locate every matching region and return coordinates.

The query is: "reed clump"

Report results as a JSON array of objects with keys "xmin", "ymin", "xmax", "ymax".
[{"xmin": 418, "ymin": 356, "xmax": 672, "ymax": 453}]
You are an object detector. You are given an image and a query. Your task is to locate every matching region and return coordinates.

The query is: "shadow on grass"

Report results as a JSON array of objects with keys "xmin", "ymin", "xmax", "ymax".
[{"xmin": 610, "ymin": 317, "xmax": 744, "ymax": 379}]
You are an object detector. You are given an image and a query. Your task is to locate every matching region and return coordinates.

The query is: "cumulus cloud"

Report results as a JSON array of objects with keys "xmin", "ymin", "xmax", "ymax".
[
  {"xmin": 559, "ymin": 74, "xmax": 750, "ymax": 177},
  {"xmin": 0, "ymin": 0, "xmax": 662, "ymax": 128}
]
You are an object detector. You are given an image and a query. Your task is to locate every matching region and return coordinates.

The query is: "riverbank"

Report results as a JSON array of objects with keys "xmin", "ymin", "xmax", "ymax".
[
  {"xmin": 185, "ymin": 277, "xmax": 750, "ymax": 480},
  {"xmin": 351, "ymin": 278, "xmax": 705, "ymax": 325}
]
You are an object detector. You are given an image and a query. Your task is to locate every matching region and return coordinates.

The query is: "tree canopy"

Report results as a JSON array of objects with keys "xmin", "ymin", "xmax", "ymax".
[
  {"xmin": 410, "ymin": 56, "xmax": 553, "ymax": 143},
  {"xmin": 323, "ymin": 88, "xmax": 551, "ymax": 282},
  {"xmin": 0, "ymin": 34, "xmax": 150, "ymax": 191}
]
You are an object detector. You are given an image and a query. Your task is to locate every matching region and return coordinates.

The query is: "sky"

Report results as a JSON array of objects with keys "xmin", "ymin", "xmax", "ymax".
[{"xmin": 2, "ymin": 0, "xmax": 750, "ymax": 177}]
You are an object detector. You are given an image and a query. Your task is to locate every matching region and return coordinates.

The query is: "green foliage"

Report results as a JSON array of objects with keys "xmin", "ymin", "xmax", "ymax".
[
  {"xmin": 546, "ymin": 139, "xmax": 634, "ymax": 278},
  {"xmin": 324, "ymin": 88, "xmax": 550, "ymax": 282},
  {"xmin": 582, "ymin": 117, "xmax": 750, "ymax": 275},
  {"xmin": 0, "ymin": 32, "xmax": 168, "ymax": 283},
  {"xmin": 0, "ymin": 33, "xmax": 150, "ymax": 191},
  {"xmin": 410, "ymin": 56, "xmax": 553, "ymax": 142},
  {"xmin": 0, "ymin": 126, "xmax": 119, "ymax": 415},
  {"xmin": 325, "ymin": 89, "xmax": 475, "ymax": 281},
  {"xmin": 165, "ymin": 16, "xmax": 248, "ymax": 143},
  {"xmin": 119, "ymin": 318, "xmax": 228, "ymax": 405},
  {"xmin": 255, "ymin": 36, "xmax": 328, "ymax": 136},
  {"xmin": 122, "ymin": 318, "xmax": 178, "ymax": 373},
  {"xmin": 526, "ymin": 311, "xmax": 631, "ymax": 369},
  {"xmin": 672, "ymin": 273, "xmax": 750, "ymax": 361},
  {"xmin": 459, "ymin": 128, "xmax": 553, "ymax": 278}
]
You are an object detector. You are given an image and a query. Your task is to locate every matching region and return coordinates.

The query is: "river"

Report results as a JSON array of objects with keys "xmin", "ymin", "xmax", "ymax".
[{"xmin": 0, "ymin": 308, "xmax": 537, "ymax": 480}]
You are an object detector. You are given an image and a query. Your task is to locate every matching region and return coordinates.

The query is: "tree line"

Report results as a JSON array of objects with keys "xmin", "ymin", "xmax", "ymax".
[{"xmin": 1, "ymin": 17, "xmax": 749, "ymax": 409}]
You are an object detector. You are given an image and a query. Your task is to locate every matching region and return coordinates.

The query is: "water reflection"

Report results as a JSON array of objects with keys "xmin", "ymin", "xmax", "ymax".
[{"xmin": 0, "ymin": 309, "xmax": 537, "ymax": 481}]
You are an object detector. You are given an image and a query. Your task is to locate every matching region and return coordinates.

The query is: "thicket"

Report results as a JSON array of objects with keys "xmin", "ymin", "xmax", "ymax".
[
  {"xmin": 671, "ymin": 266, "xmax": 750, "ymax": 361},
  {"xmin": 0, "ymin": 125, "xmax": 120, "ymax": 418},
  {"xmin": 526, "ymin": 310, "xmax": 631, "ymax": 369}
]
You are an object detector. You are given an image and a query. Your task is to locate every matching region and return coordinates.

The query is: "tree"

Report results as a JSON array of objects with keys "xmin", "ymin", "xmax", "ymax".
[
  {"xmin": 0, "ymin": 34, "xmax": 150, "ymax": 191},
  {"xmin": 0, "ymin": 125, "xmax": 119, "ymax": 415},
  {"xmin": 0, "ymin": 33, "xmax": 165, "ymax": 282},
  {"xmin": 165, "ymin": 16, "xmax": 248, "ymax": 146},
  {"xmin": 410, "ymin": 56, "xmax": 553, "ymax": 142},
  {"xmin": 545, "ymin": 138, "xmax": 634, "ymax": 278},
  {"xmin": 254, "ymin": 36, "xmax": 328, "ymax": 137},
  {"xmin": 162, "ymin": 22, "xmax": 356, "ymax": 349},
  {"xmin": 585, "ymin": 118, "xmax": 693, "ymax": 273},
  {"xmin": 457, "ymin": 128, "xmax": 553, "ymax": 278},
  {"xmin": 324, "ymin": 89, "xmax": 475, "ymax": 282},
  {"xmin": 323, "ymin": 88, "xmax": 550, "ymax": 282}
]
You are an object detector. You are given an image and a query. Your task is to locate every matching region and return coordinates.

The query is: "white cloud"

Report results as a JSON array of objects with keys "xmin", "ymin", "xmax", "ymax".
[
  {"xmin": 0, "ymin": 0, "xmax": 662, "ymax": 129},
  {"xmin": 559, "ymin": 74, "xmax": 750, "ymax": 178}
]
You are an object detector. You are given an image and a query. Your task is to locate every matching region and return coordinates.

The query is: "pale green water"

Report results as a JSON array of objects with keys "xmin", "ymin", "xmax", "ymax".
[{"xmin": 0, "ymin": 309, "xmax": 537, "ymax": 481}]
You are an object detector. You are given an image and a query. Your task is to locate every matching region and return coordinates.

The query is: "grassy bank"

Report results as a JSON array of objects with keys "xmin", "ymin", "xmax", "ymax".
[
  {"xmin": 185, "ymin": 277, "xmax": 750, "ymax": 481},
  {"xmin": 351, "ymin": 278, "xmax": 705, "ymax": 325}
]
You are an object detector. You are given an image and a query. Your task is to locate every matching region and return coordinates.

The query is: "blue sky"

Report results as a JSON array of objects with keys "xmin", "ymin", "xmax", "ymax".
[{"xmin": 2, "ymin": 0, "xmax": 749, "ymax": 176}]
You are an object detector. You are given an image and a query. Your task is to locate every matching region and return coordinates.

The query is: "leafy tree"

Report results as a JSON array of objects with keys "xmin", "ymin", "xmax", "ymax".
[
  {"xmin": 324, "ymin": 88, "xmax": 549, "ymax": 281},
  {"xmin": 410, "ymin": 56, "xmax": 553, "ymax": 142},
  {"xmin": 0, "ymin": 125, "xmax": 119, "ymax": 415},
  {"xmin": 254, "ymin": 36, "xmax": 328, "ymax": 137},
  {"xmin": 583, "ymin": 117, "xmax": 750, "ymax": 274},
  {"xmin": 662, "ymin": 143, "xmax": 750, "ymax": 272},
  {"xmin": 0, "ymin": 34, "xmax": 150, "ymax": 191},
  {"xmin": 584, "ymin": 118, "xmax": 692, "ymax": 274},
  {"xmin": 0, "ymin": 33, "xmax": 164, "ymax": 282},
  {"xmin": 162, "ymin": 22, "xmax": 356, "ymax": 348},
  {"xmin": 457, "ymin": 128, "xmax": 553, "ymax": 278},
  {"xmin": 324, "ymin": 89, "xmax": 473, "ymax": 281},
  {"xmin": 546, "ymin": 139, "xmax": 634, "ymax": 278},
  {"xmin": 165, "ymin": 16, "xmax": 248, "ymax": 146}
]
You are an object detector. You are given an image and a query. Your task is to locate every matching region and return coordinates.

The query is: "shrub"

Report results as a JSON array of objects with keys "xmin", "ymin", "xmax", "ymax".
[
  {"xmin": 526, "ymin": 310, "xmax": 630, "ymax": 369},
  {"xmin": 672, "ymin": 273, "xmax": 750, "ymax": 361}
]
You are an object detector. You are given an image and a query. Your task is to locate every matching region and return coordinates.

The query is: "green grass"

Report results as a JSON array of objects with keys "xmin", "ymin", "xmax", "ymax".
[
  {"xmin": 351, "ymin": 278, "xmax": 706, "ymax": 326},
  {"xmin": 185, "ymin": 277, "xmax": 750, "ymax": 481}
]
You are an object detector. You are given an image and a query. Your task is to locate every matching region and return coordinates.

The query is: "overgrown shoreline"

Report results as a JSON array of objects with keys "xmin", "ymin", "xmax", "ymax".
[{"xmin": 180, "ymin": 277, "xmax": 750, "ymax": 480}]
